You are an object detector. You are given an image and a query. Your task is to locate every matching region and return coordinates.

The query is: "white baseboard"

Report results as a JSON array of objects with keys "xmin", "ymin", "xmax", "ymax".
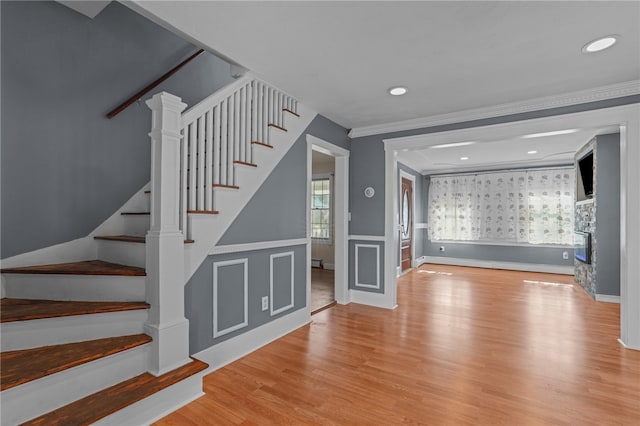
[
  {"xmin": 596, "ymin": 294, "xmax": 621, "ymax": 304},
  {"xmin": 419, "ymin": 256, "xmax": 574, "ymax": 275},
  {"xmin": 324, "ymin": 263, "xmax": 335, "ymax": 270},
  {"xmin": 193, "ymin": 307, "xmax": 310, "ymax": 373},
  {"xmin": 349, "ymin": 289, "xmax": 397, "ymax": 310}
]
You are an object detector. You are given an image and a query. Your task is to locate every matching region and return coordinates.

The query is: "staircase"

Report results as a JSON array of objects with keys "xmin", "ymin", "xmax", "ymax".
[{"xmin": 0, "ymin": 75, "xmax": 315, "ymax": 424}]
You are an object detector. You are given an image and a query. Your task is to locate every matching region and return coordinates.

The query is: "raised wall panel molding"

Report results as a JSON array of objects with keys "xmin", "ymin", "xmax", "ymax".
[
  {"xmin": 213, "ymin": 258, "xmax": 248, "ymax": 338},
  {"xmin": 270, "ymin": 251, "xmax": 295, "ymax": 316},
  {"xmin": 210, "ymin": 238, "xmax": 307, "ymax": 255},
  {"xmin": 354, "ymin": 243, "xmax": 381, "ymax": 289},
  {"xmin": 349, "ymin": 80, "xmax": 640, "ymax": 138}
]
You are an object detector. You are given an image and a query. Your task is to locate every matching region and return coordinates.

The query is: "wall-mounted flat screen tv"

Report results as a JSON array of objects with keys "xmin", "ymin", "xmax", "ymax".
[
  {"xmin": 575, "ymin": 231, "xmax": 591, "ymax": 264},
  {"xmin": 578, "ymin": 152, "xmax": 594, "ymax": 199}
]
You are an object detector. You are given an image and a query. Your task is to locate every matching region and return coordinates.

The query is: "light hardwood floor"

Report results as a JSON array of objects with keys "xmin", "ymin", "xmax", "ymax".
[
  {"xmin": 155, "ymin": 264, "xmax": 640, "ymax": 425},
  {"xmin": 311, "ymin": 268, "xmax": 335, "ymax": 314}
]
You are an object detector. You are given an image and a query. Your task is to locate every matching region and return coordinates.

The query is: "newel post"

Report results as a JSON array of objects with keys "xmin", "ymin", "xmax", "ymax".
[{"xmin": 145, "ymin": 92, "xmax": 190, "ymax": 376}]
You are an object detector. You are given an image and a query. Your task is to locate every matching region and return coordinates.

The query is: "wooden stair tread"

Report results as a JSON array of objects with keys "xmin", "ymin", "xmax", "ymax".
[
  {"xmin": 0, "ymin": 260, "xmax": 145, "ymax": 277},
  {"xmin": 268, "ymin": 123, "xmax": 287, "ymax": 132},
  {"xmin": 0, "ymin": 334, "xmax": 151, "ymax": 391},
  {"xmin": 251, "ymin": 141, "xmax": 273, "ymax": 149},
  {"xmin": 22, "ymin": 358, "xmax": 208, "ymax": 426},
  {"xmin": 282, "ymin": 108, "xmax": 300, "ymax": 117},
  {"xmin": 212, "ymin": 183, "xmax": 240, "ymax": 189},
  {"xmin": 94, "ymin": 235, "xmax": 145, "ymax": 243},
  {"xmin": 0, "ymin": 298, "xmax": 149, "ymax": 323},
  {"xmin": 187, "ymin": 210, "xmax": 219, "ymax": 214},
  {"xmin": 233, "ymin": 160, "xmax": 257, "ymax": 167},
  {"xmin": 121, "ymin": 211, "xmax": 150, "ymax": 215}
]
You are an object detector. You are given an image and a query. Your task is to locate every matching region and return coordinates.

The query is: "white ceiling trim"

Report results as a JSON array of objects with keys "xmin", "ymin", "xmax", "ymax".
[{"xmin": 349, "ymin": 80, "xmax": 640, "ymax": 139}]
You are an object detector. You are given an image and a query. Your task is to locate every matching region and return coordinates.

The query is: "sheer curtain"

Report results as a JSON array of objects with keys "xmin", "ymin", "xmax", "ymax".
[{"xmin": 428, "ymin": 168, "xmax": 574, "ymax": 245}]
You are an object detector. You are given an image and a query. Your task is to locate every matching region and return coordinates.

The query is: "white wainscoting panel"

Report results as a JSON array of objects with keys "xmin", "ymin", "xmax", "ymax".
[
  {"xmin": 213, "ymin": 258, "xmax": 248, "ymax": 338},
  {"xmin": 270, "ymin": 251, "xmax": 295, "ymax": 316},
  {"xmin": 355, "ymin": 244, "xmax": 380, "ymax": 289}
]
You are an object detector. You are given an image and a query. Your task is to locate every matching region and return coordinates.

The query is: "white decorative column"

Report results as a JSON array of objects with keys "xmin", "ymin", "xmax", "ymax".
[{"xmin": 145, "ymin": 92, "xmax": 191, "ymax": 376}]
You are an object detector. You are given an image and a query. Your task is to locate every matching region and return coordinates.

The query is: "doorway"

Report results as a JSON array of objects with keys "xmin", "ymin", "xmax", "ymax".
[
  {"xmin": 310, "ymin": 151, "xmax": 336, "ymax": 313},
  {"xmin": 306, "ymin": 135, "xmax": 350, "ymax": 315}
]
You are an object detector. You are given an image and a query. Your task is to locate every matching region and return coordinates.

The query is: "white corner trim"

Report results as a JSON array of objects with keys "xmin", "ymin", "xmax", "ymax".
[
  {"xmin": 212, "ymin": 258, "xmax": 249, "ymax": 338},
  {"xmin": 421, "ymin": 256, "xmax": 575, "ymax": 275},
  {"xmin": 349, "ymin": 289, "xmax": 397, "ymax": 310},
  {"xmin": 355, "ymin": 243, "xmax": 381, "ymax": 289},
  {"xmin": 210, "ymin": 238, "xmax": 307, "ymax": 255},
  {"xmin": 270, "ymin": 251, "xmax": 295, "ymax": 316},
  {"xmin": 193, "ymin": 307, "xmax": 310, "ymax": 373},
  {"xmin": 349, "ymin": 79, "xmax": 640, "ymax": 138},
  {"xmin": 595, "ymin": 294, "xmax": 621, "ymax": 304},
  {"xmin": 348, "ymin": 235, "xmax": 386, "ymax": 241}
]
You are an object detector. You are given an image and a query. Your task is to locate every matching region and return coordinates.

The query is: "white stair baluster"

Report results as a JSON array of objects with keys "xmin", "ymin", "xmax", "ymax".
[
  {"xmin": 228, "ymin": 94, "xmax": 236, "ymax": 183},
  {"xmin": 239, "ymin": 86, "xmax": 246, "ymax": 163},
  {"xmin": 251, "ymin": 81, "xmax": 257, "ymax": 145},
  {"xmin": 188, "ymin": 122, "xmax": 197, "ymax": 212},
  {"xmin": 197, "ymin": 116, "xmax": 205, "ymax": 210},
  {"xmin": 205, "ymin": 109, "xmax": 213, "ymax": 211},
  {"xmin": 220, "ymin": 98, "xmax": 228, "ymax": 186},
  {"xmin": 243, "ymin": 83, "xmax": 250, "ymax": 162},
  {"xmin": 213, "ymin": 105, "xmax": 221, "ymax": 186},
  {"xmin": 180, "ymin": 127, "xmax": 188, "ymax": 235}
]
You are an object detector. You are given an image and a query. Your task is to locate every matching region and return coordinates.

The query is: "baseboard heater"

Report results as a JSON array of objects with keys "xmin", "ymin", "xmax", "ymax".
[{"xmin": 311, "ymin": 258, "xmax": 324, "ymax": 269}]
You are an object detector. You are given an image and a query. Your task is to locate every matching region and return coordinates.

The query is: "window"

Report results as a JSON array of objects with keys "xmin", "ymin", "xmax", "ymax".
[
  {"xmin": 311, "ymin": 177, "xmax": 331, "ymax": 241},
  {"xmin": 428, "ymin": 168, "xmax": 574, "ymax": 245}
]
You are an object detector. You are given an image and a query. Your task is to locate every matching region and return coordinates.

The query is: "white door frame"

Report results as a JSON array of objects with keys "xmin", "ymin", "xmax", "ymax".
[
  {"xmin": 306, "ymin": 135, "xmax": 350, "ymax": 307},
  {"xmin": 383, "ymin": 103, "xmax": 640, "ymax": 350},
  {"xmin": 398, "ymin": 169, "xmax": 416, "ymax": 276}
]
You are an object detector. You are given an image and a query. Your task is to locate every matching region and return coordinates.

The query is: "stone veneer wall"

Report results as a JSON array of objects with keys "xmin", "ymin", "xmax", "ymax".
[{"xmin": 574, "ymin": 138, "xmax": 597, "ymax": 298}]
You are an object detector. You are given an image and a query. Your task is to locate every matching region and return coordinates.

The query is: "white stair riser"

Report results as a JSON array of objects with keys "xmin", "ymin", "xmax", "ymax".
[
  {"xmin": 1, "ymin": 310, "xmax": 148, "ymax": 351},
  {"xmin": 96, "ymin": 240, "xmax": 146, "ymax": 268},
  {"xmin": 0, "ymin": 344, "xmax": 149, "ymax": 426},
  {"xmin": 120, "ymin": 215, "xmax": 151, "ymax": 236},
  {"xmin": 2, "ymin": 274, "xmax": 145, "ymax": 301},
  {"xmin": 93, "ymin": 370, "xmax": 205, "ymax": 426}
]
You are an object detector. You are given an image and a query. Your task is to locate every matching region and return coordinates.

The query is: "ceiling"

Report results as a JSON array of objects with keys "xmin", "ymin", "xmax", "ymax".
[{"xmin": 127, "ymin": 1, "xmax": 639, "ymax": 171}]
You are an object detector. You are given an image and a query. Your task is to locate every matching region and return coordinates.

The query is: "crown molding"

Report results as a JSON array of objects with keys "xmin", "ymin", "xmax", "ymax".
[{"xmin": 349, "ymin": 80, "xmax": 640, "ymax": 138}]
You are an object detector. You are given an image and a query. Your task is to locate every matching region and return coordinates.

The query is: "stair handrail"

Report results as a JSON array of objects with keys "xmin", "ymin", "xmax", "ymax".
[{"xmin": 107, "ymin": 49, "xmax": 204, "ymax": 119}]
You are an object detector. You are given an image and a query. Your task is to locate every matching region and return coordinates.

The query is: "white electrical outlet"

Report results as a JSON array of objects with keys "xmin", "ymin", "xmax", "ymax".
[
  {"xmin": 562, "ymin": 251, "xmax": 569, "ymax": 259},
  {"xmin": 261, "ymin": 296, "xmax": 269, "ymax": 311},
  {"xmin": 439, "ymin": 246, "xmax": 445, "ymax": 252}
]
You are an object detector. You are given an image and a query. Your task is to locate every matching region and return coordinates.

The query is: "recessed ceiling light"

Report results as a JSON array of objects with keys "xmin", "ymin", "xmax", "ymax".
[
  {"xmin": 388, "ymin": 86, "xmax": 407, "ymax": 96},
  {"xmin": 522, "ymin": 129, "xmax": 578, "ymax": 139},
  {"xmin": 429, "ymin": 141, "xmax": 476, "ymax": 149},
  {"xmin": 527, "ymin": 150, "xmax": 538, "ymax": 154},
  {"xmin": 460, "ymin": 156, "xmax": 469, "ymax": 161},
  {"xmin": 582, "ymin": 35, "xmax": 618, "ymax": 53}
]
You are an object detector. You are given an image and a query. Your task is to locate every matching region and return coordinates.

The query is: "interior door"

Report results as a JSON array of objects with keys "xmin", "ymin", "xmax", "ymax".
[{"xmin": 401, "ymin": 177, "xmax": 413, "ymax": 271}]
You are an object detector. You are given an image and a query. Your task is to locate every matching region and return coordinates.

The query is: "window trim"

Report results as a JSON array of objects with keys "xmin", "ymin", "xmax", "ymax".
[{"xmin": 311, "ymin": 173, "xmax": 333, "ymax": 244}]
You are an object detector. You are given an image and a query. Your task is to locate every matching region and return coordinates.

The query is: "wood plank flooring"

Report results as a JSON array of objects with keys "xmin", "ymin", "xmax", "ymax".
[
  {"xmin": 155, "ymin": 264, "xmax": 640, "ymax": 425},
  {"xmin": 311, "ymin": 268, "xmax": 335, "ymax": 314}
]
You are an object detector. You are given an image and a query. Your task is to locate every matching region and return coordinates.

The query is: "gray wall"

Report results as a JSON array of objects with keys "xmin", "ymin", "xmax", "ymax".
[
  {"xmin": 186, "ymin": 244, "xmax": 306, "ymax": 353},
  {"xmin": 594, "ymin": 133, "xmax": 620, "ymax": 296},
  {"xmin": 1, "ymin": 1, "xmax": 234, "ymax": 258},
  {"xmin": 187, "ymin": 114, "xmax": 349, "ymax": 354}
]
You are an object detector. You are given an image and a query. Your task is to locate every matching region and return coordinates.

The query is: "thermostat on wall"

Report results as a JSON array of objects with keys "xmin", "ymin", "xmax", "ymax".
[{"xmin": 364, "ymin": 187, "xmax": 375, "ymax": 198}]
